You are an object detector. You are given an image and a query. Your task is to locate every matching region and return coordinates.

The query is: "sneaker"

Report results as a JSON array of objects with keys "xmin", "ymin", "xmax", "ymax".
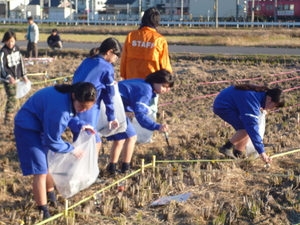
[{"xmin": 219, "ymin": 146, "xmax": 237, "ymax": 159}]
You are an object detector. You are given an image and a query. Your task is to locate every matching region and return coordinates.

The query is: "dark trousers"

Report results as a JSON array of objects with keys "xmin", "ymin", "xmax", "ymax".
[
  {"xmin": 48, "ymin": 41, "xmax": 62, "ymax": 49},
  {"xmin": 26, "ymin": 42, "xmax": 38, "ymax": 58}
]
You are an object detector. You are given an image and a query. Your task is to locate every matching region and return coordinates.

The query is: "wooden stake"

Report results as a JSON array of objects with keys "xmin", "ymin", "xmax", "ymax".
[
  {"xmin": 141, "ymin": 159, "xmax": 145, "ymax": 174},
  {"xmin": 152, "ymin": 155, "xmax": 156, "ymax": 172},
  {"xmin": 64, "ymin": 199, "xmax": 68, "ymax": 217}
]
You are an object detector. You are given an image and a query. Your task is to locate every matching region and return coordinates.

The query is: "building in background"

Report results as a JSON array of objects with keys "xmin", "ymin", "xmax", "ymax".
[
  {"xmin": 189, "ymin": 0, "xmax": 246, "ymax": 21},
  {"xmin": 0, "ymin": 0, "xmax": 250, "ymax": 21},
  {"xmin": 0, "ymin": 0, "xmax": 31, "ymax": 18}
]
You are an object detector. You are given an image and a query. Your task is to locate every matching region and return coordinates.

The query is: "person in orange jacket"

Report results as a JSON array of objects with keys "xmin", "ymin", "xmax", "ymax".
[{"xmin": 120, "ymin": 7, "xmax": 172, "ymax": 80}]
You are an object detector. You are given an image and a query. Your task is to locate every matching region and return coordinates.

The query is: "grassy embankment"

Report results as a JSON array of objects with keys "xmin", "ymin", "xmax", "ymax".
[
  {"xmin": 1, "ymin": 25, "xmax": 300, "ymax": 63},
  {"xmin": 0, "ymin": 25, "xmax": 300, "ymax": 47}
]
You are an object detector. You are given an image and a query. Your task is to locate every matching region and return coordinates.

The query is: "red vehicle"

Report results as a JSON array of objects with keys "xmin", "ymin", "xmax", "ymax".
[{"xmin": 247, "ymin": 0, "xmax": 300, "ymax": 21}]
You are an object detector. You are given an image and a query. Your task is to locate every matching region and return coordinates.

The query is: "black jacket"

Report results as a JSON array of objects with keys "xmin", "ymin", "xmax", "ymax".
[
  {"xmin": 47, "ymin": 34, "xmax": 61, "ymax": 45},
  {"xmin": 0, "ymin": 44, "xmax": 26, "ymax": 80}
]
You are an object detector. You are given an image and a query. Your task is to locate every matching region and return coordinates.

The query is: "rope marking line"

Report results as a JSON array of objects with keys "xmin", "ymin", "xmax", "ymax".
[{"xmin": 34, "ymin": 147, "xmax": 300, "ymax": 224}]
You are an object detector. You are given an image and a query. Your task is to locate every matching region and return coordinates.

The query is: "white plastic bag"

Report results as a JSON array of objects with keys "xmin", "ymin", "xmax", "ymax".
[
  {"xmin": 97, "ymin": 83, "xmax": 127, "ymax": 137},
  {"xmin": 48, "ymin": 131, "xmax": 99, "ymax": 199},
  {"xmin": 245, "ymin": 110, "xmax": 266, "ymax": 159},
  {"xmin": 16, "ymin": 81, "xmax": 31, "ymax": 99},
  {"xmin": 132, "ymin": 105, "xmax": 155, "ymax": 143}
]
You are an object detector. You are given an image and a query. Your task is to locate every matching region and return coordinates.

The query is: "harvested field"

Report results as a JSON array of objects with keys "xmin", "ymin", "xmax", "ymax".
[{"xmin": 0, "ymin": 52, "xmax": 300, "ymax": 224}]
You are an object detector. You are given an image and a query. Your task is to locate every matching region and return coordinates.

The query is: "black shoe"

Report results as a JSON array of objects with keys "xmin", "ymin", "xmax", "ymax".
[
  {"xmin": 107, "ymin": 168, "xmax": 117, "ymax": 175},
  {"xmin": 39, "ymin": 210, "xmax": 51, "ymax": 220},
  {"xmin": 107, "ymin": 163, "xmax": 117, "ymax": 175},
  {"xmin": 233, "ymin": 149, "xmax": 244, "ymax": 158},
  {"xmin": 219, "ymin": 146, "xmax": 237, "ymax": 159}
]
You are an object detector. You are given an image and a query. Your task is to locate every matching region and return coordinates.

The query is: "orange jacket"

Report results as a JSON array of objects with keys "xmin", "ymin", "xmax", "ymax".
[{"xmin": 120, "ymin": 26, "xmax": 172, "ymax": 80}]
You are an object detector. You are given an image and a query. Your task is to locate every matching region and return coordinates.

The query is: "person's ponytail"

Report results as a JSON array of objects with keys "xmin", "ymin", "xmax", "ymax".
[{"xmin": 55, "ymin": 82, "xmax": 97, "ymax": 102}]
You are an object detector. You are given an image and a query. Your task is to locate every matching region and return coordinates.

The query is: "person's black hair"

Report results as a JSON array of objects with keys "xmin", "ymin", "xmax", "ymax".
[
  {"xmin": 266, "ymin": 88, "xmax": 285, "ymax": 107},
  {"xmin": 52, "ymin": 29, "xmax": 58, "ymax": 33},
  {"xmin": 55, "ymin": 82, "xmax": 97, "ymax": 102},
  {"xmin": 141, "ymin": 7, "xmax": 160, "ymax": 28},
  {"xmin": 2, "ymin": 30, "xmax": 17, "ymax": 43},
  {"xmin": 89, "ymin": 47, "xmax": 99, "ymax": 57},
  {"xmin": 145, "ymin": 69, "xmax": 174, "ymax": 88},
  {"xmin": 89, "ymin": 37, "xmax": 122, "ymax": 58},
  {"xmin": 234, "ymin": 84, "xmax": 284, "ymax": 108},
  {"xmin": 27, "ymin": 16, "xmax": 33, "ymax": 21}
]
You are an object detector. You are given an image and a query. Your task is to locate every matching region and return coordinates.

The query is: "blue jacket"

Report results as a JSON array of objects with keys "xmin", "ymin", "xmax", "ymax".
[
  {"xmin": 213, "ymin": 86, "xmax": 266, "ymax": 154},
  {"xmin": 73, "ymin": 55, "xmax": 115, "ymax": 128},
  {"xmin": 14, "ymin": 86, "xmax": 86, "ymax": 153},
  {"xmin": 118, "ymin": 79, "xmax": 160, "ymax": 131}
]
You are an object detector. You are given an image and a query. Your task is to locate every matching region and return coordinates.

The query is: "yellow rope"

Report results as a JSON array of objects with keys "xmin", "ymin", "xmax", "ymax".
[
  {"xmin": 35, "ymin": 213, "xmax": 64, "ymax": 225},
  {"xmin": 27, "ymin": 73, "xmax": 47, "ymax": 76},
  {"xmin": 156, "ymin": 159, "xmax": 243, "ymax": 163},
  {"xmin": 159, "ymin": 166, "xmax": 298, "ymax": 179},
  {"xmin": 270, "ymin": 148, "xmax": 300, "ymax": 158},
  {"xmin": 33, "ymin": 147, "xmax": 300, "ymax": 224},
  {"xmin": 31, "ymin": 75, "xmax": 73, "ymax": 85},
  {"xmin": 68, "ymin": 166, "xmax": 149, "ymax": 210}
]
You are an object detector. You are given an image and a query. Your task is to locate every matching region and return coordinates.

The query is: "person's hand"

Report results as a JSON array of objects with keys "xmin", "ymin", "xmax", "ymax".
[
  {"xmin": 72, "ymin": 148, "xmax": 84, "ymax": 159},
  {"xmin": 109, "ymin": 119, "xmax": 119, "ymax": 129},
  {"xmin": 260, "ymin": 152, "xmax": 272, "ymax": 164},
  {"xmin": 23, "ymin": 77, "xmax": 30, "ymax": 83},
  {"xmin": 82, "ymin": 124, "xmax": 96, "ymax": 134},
  {"xmin": 8, "ymin": 77, "xmax": 15, "ymax": 84},
  {"xmin": 159, "ymin": 124, "xmax": 168, "ymax": 133}
]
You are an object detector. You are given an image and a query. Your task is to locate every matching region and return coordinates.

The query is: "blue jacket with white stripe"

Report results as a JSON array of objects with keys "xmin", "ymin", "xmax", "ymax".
[
  {"xmin": 72, "ymin": 55, "xmax": 115, "ymax": 129},
  {"xmin": 213, "ymin": 85, "xmax": 266, "ymax": 154},
  {"xmin": 14, "ymin": 86, "xmax": 85, "ymax": 153},
  {"xmin": 118, "ymin": 79, "xmax": 160, "ymax": 131}
]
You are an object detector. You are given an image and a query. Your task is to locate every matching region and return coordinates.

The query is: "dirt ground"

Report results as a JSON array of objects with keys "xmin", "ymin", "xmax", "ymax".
[{"xmin": 1, "ymin": 51, "xmax": 300, "ymax": 225}]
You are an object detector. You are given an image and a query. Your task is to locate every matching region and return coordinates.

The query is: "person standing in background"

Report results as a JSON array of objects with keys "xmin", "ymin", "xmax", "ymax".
[
  {"xmin": 120, "ymin": 7, "xmax": 172, "ymax": 80},
  {"xmin": 0, "ymin": 30, "xmax": 29, "ymax": 124},
  {"xmin": 25, "ymin": 16, "xmax": 39, "ymax": 58},
  {"xmin": 72, "ymin": 37, "xmax": 121, "ymax": 153},
  {"xmin": 120, "ymin": 7, "xmax": 173, "ymax": 120}
]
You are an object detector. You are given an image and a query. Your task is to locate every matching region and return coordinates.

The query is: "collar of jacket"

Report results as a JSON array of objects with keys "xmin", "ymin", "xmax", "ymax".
[
  {"xmin": 91, "ymin": 54, "xmax": 104, "ymax": 60},
  {"xmin": 2, "ymin": 44, "xmax": 15, "ymax": 52},
  {"xmin": 138, "ymin": 25, "xmax": 157, "ymax": 31}
]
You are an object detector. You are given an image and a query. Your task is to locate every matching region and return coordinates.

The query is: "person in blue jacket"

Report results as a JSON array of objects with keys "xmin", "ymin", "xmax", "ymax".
[
  {"xmin": 72, "ymin": 37, "xmax": 121, "ymax": 152},
  {"xmin": 213, "ymin": 84, "xmax": 285, "ymax": 163},
  {"xmin": 14, "ymin": 82, "xmax": 97, "ymax": 219},
  {"xmin": 106, "ymin": 69, "xmax": 174, "ymax": 174}
]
